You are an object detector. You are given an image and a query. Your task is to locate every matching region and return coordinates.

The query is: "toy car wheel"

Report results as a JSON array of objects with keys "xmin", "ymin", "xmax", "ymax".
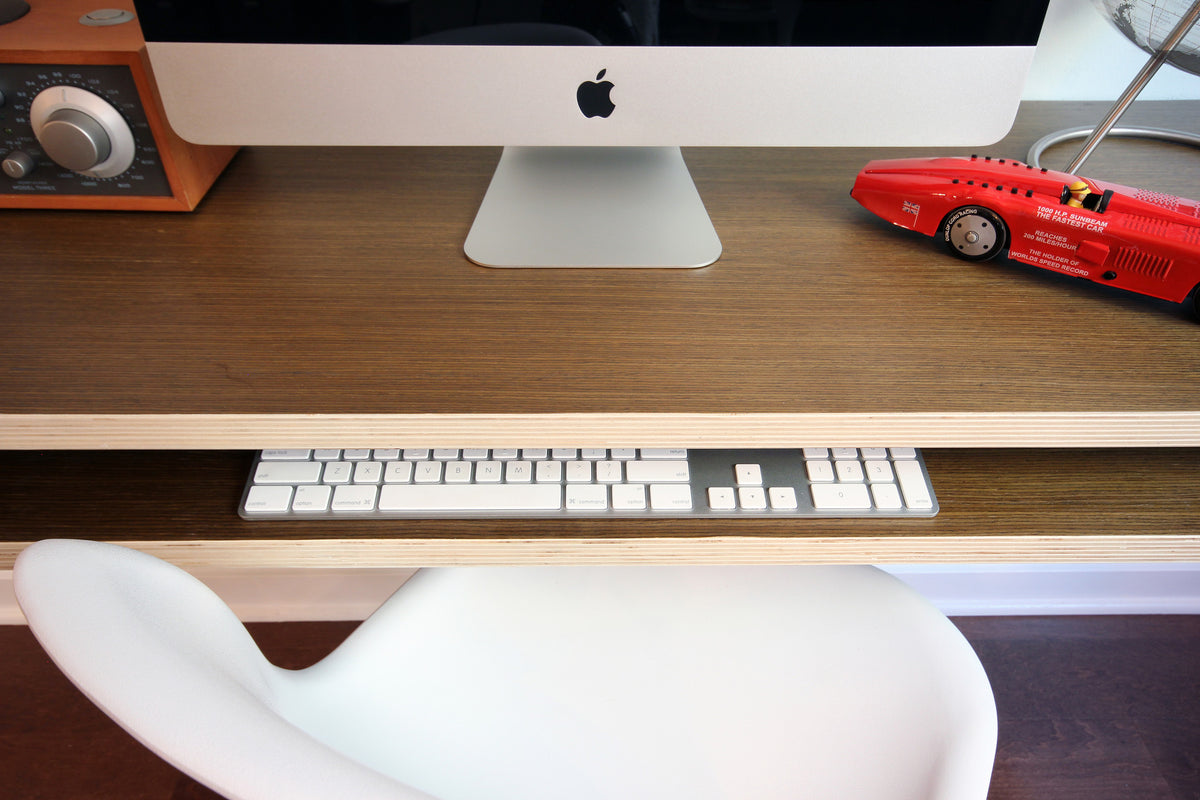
[
  {"xmin": 1190, "ymin": 284, "xmax": 1200, "ymax": 320},
  {"xmin": 941, "ymin": 206, "xmax": 1007, "ymax": 262}
]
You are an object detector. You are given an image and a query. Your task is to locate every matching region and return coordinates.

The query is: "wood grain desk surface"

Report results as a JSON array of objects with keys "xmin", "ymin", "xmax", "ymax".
[{"xmin": 3, "ymin": 100, "xmax": 1199, "ymax": 449}]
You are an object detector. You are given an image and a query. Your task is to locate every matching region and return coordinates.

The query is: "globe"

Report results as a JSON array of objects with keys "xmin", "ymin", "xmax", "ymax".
[
  {"xmin": 1028, "ymin": 0, "xmax": 1200, "ymax": 168},
  {"xmin": 1093, "ymin": 0, "xmax": 1200, "ymax": 77}
]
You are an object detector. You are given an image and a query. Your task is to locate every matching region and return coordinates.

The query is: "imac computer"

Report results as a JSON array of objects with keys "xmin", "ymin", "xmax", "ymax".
[{"xmin": 131, "ymin": 0, "xmax": 1051, "ymax": 268}]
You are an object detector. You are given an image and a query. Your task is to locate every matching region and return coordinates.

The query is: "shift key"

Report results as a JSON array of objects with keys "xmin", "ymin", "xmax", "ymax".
[
  {"xmin": 625, "ymin": 460, "xmax": 690, "ymax": 483},
  {"xmin": 253, "ymin": 461, "xmax": 322, "ymax": 484}
]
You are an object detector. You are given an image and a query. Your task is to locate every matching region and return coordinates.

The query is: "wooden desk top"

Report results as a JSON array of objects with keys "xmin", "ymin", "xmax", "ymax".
[{"xmin": 3, "ymin": 100, "xmax": 1199, "ymax": 449}]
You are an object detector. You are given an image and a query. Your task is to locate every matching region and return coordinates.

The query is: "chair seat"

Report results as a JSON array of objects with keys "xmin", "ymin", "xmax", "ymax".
[{"xmin": 15, "ymin": 540, "xmax": 996, "ymax": 800}]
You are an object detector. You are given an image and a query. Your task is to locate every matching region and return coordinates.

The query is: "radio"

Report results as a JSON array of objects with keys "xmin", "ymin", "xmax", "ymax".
[{"xmin": 0, "ymin": 0, "xmax": 237, "ymax": 210}]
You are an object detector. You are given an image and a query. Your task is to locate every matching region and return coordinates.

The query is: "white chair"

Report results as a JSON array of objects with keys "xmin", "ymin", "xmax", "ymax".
[{"xmin": 14, "ymin": 539, "xmax": 997, "ymax": 800}]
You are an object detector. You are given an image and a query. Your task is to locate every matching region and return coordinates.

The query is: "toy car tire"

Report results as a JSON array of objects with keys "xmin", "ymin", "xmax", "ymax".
[{"xmin": 941, "ymin": 206, "xmax": 1007, "ymax": 262}]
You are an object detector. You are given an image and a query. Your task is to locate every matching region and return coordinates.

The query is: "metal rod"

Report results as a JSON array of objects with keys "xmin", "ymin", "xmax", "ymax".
[{"xmin": 1066, "ymin": 0, "xmax": 1200, "ymax": 173}]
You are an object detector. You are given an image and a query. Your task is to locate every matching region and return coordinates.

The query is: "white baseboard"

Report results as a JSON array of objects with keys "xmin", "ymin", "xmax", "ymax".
[
  {"xmin": 881, "ymin": 563, "xmax": 1200, "ymax": 616},
  {"xmin": 4, "ymin": 563, "xmax": 1199, "ymax": 625}
]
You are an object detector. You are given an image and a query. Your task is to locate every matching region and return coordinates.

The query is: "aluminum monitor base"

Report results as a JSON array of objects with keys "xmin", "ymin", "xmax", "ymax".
[{"xmin": 464, "ymin": 146, "xmax": 722, "ymax": 269}]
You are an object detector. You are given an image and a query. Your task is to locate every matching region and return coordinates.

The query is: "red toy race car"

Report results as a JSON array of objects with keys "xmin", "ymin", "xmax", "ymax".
[{"xmin": 851, "ymin": 155, "xmax": 1200, "ymax": 317}]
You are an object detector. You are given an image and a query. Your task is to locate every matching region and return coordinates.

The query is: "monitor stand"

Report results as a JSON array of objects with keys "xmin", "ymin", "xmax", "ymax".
[{"xmin": 463, "ymin": 146, "xmax": 722, "ymax": 269}]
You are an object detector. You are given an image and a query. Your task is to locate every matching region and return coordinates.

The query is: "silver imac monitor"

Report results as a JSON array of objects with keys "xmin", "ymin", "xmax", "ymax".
[{"xmin": 132, "ymin": 0, "xmax": 1051, "ymax": 268}]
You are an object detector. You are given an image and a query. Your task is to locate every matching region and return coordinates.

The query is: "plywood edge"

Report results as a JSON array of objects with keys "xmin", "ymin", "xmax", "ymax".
[
  {"xmin": 3, "ymin": 534, "xmax": 1199, "ymax": 570},
  {"xmin": 2, "ymin": 412, "xmax": 1200, "ymax": 449}
]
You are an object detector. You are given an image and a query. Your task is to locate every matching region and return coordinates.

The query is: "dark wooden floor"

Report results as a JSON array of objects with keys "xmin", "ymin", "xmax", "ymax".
[
  {"xmin": 4, "ymin": 615, "xmax": 1198, "ymax": 799},
  {"xmin": 956, "ymin": 616, "xmax": 1200, "ymax": 800}
]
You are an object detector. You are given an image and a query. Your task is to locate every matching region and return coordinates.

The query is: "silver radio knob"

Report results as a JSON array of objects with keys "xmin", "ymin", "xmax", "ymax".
[
  {"xmin": 2, "ymin": 150, "xmax": 36, "ymax": 179},
  {"xmin": 38, "ymin": 108, "xmax": 112, "ymax": 172},
  {"xmin": 30, "ymin": 85, "xmax": 135, "ymax": 178}
]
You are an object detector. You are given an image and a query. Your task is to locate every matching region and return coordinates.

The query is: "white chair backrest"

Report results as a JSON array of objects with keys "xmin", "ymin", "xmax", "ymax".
[{"xmin": 16, "ymin": 539, "xmax": 996, "ymax": 800}]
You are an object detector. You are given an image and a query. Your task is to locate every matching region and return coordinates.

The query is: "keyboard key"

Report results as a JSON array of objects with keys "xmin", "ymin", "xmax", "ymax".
[
  {"xmin": 379, "ymin": 484, "xmax": 562, "ymax": 512},
  {"xmin": 505, "ymin": 461, "xmax": 533, "ymax": 483},
  {"xmin": 596, "ymin": 461, "xmax": 623, "ymax": 483},
  {"xmin": 864, "ymin": 460, "xmax": 895, "ymax": 483},
  {"xmin": 626, "ymin": 460, "xmax": 690, "ymax": 483},
  {"xmin": 535, "ymin": 460, "xmax": 563, "ymax": 483},
  {"xmin": 260, "ymin": 449, "xmax": 311, "ymax": 461},
  {"xmin": 565, "ymin": 461, "xmax": 592, "ymax": 482},
  {"xmin": 244, "ymin": 485, "xmax": 293, "ymax": 513},
  {"xmin": 835, "ymin": 460, "xmax": 865, "ymax": 482},
  {"xmin": 894, "ymin": 459, "xmax": 934, "ymax": 509},
  {"xmin": 641, "ymin": 448, "xmax": 687, "ymax": 459},
  {"xmin": 870, "ymin": 483, "xmax": 903, "ymax": 510},
  {"xmin": 413, "ymin": 461, "xmax": 443, "ymax": 483},
  {"xmin": 806, "ymin": 460, "xmax": 835, "ymax": 482},
  {"xmin": 768, "ymin": 487, "xmax": 799, "ymax": 510},
  {"xmin": 353, "ymin": 461, "xmax": 383, "ymax": 484},
  {"xmin": 811, "ymin": 483, "xmax": 872, "ymax": 510},
  {"xmin": 444, "ymin": 462, "xmax": 473, "ymax": 483},
  {"xmin": 708, "ymin": 486, "xmax": 737, "ymax": 510},
  {"xmin": 738, "ymin": 487, "xmax": 768, "ymax": 510},
  {"xmin": 292, "ymin": 484, "xmax": 332, "ymax": 512},
  {"xmin": 566, "ymin": 484, "xmax": 609, "ymax": 510},
  {"xmin": 475, "ymin": 461, "xmax": 503, "ymax": 483},
  {"xmin": 612, "ymin": 483, "xmax": 647, "ymax": 510},
  {"xmin": 650, "ymin": 484, "xmax": 693, "ymax": 510},
  {"xmin": 384, "ymin": 461, "xmax": 414, "ymax": 483},
  {"xmin": 253, "ymin": 461, "xmax": 322, "ymax": 485},
  {"xmin": 331, "ymin": 484, "xmax": 378, "ymax": 512},
  {"xmin": 323, "ymin": 462, "xmax": 352, "ymax": 484},
  {"xmin": 734, "ymin": 464, "xmax": 763, "ymax": 485}
]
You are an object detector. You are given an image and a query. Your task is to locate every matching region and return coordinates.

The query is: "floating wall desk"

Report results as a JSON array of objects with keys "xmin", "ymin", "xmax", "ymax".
[{"xmin": 2, "ymin": 101, "xmax": 1198, "ymax": 567}]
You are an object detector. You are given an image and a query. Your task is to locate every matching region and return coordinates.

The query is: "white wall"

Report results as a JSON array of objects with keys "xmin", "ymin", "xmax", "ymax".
[{"xmin": 1024, "ymin": 0, "xmax": 1200, "ymax": 100}]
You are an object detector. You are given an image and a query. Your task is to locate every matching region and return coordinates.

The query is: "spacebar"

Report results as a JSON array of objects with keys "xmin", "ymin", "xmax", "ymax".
[{"xmin": 378, "ymin": 484, "xmax": 563, "ymax": 512}]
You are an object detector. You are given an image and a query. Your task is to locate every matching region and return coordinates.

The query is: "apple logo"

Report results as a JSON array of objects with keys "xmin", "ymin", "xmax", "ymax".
[{"xmin": 576, "ymin": 69, "xmax": 616, "ymax": 118}]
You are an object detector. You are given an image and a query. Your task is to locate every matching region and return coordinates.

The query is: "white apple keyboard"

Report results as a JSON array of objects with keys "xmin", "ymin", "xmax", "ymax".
[{"xmin": 240, "ymin": 448, "xmax": 937, "ymax": 519}]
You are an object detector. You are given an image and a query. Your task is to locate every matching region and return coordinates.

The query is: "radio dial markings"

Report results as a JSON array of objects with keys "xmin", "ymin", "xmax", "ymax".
[
  {"xmin": 1, "ymin": 64, "xmax": 173, "ymax": 197},
  {"xmin": 30, "ymin": 84, "xmax": 136, "ymax": 178}
]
